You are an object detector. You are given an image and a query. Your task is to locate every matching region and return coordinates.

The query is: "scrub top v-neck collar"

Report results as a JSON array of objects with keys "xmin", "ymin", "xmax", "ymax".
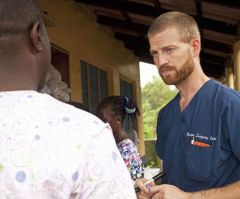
[{"xmin": 177, "ymin": 79, "xmax": 212, "ymax": 115}]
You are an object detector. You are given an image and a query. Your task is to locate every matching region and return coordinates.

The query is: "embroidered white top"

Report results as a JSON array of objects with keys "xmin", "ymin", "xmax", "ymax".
[{"xmin": 0, "ymin": 91, "xmax": 136, "ymax": 199}]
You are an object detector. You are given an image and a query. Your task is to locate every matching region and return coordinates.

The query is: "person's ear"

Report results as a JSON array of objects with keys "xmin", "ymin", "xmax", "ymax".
[
  {"xmin": 191, "ymin": 38, "xmax": 201, "ymax": 57},
  {"xmin": 30, "ymin": 21, "xmax": 43, "ymax": 52}
]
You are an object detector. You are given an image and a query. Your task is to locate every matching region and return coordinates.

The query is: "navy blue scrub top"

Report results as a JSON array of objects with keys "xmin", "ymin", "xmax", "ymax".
[{"xmin": 156, "ymin": 80, "xmax": 240, "ymax": 192}]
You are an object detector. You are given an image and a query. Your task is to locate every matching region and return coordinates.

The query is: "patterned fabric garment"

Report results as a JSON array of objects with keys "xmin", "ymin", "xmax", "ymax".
[
  {"xmin": 117, "ymin": 139, "xmax": 143, "ymax": 181},
  {"xmin": 0, "ymin": 91, "xmax": 136, "ymax": 199}
]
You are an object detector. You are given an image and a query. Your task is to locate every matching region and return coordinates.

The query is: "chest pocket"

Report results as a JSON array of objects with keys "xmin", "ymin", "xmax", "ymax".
[{"xmin": 186, "ymin": 144, "xmax": 214, "ymax": 181}]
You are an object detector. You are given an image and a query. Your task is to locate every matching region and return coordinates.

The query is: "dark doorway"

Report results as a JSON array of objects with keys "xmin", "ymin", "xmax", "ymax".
[{"xmin": 51, "ymin": 44, "xmax": 70, "ymax": 88}]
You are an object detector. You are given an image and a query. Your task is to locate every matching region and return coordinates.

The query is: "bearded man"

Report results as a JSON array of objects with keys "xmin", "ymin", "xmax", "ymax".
[{"xmin": 137, "ymin": 11, "xmax": 240, "ymax": 199}]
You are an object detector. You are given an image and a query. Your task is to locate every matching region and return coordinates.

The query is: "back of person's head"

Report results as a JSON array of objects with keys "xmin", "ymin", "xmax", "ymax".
[
  {"xmin": 0, "ymin": 0, "xmax": 51, "ymax": 91},
  {"xmin": 148, "ymin": 11, "xmax": 200, "ymax": 43},
  {"xmin": 97, "ymin": 96, "xmax": 140, "ymax": 122},
  {"xmin": 0, "ymin": 0, "xmax": 43, "ymax": 52}
]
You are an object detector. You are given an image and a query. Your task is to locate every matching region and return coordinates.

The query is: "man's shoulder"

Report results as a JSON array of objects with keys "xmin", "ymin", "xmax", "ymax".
[
  {"xmin": 40, "ymin": 93, "xmax": 107, "ymax": 137},
  {"xmin": 1, "ymin": 90, "xmax": 107, "ymax": 138},
  {"xmin": 210, "ymin": 80, "xmax": 240, "ymax": 101}
]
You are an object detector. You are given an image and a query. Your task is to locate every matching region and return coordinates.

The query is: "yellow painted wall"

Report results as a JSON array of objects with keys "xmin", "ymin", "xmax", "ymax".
[{"xmin": 37, "ymin": 0, "xmax": 145, "ymax": 154}]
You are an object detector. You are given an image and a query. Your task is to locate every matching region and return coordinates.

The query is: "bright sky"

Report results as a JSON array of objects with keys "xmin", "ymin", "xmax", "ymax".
[
  {"xmin": 139, "ymin": 61, "xmax": 158, "ymax": 87},
  {"xmin": 139, "ymin": 61, "xmax": 176, "ymax": 90}
]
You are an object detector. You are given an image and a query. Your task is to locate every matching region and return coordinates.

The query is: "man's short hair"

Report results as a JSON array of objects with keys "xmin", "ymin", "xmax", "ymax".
[
  {"xmin": 148, "ymin": 11, "xmax": 200, "ymax": 43},
  {"xmin": 0, "ymin": 0, "xmax": 43, "ymax": 37}
]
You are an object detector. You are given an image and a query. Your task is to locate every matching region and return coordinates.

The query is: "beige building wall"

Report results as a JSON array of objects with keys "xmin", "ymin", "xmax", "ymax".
[{"xmin": 37, "ymin": 0, "xmax": 145, "ymax": 154}]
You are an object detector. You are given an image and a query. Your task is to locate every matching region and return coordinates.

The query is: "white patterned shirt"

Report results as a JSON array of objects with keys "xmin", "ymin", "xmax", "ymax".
[{"xmin": 0, "ymin": 91, "xmax": 136, "ymax": 199}]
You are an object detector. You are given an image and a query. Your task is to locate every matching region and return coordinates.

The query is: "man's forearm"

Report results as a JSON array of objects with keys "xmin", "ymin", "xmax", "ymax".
[{"xmin": 190, "ymin": 181, "xmax": 240, "ymax": 199}]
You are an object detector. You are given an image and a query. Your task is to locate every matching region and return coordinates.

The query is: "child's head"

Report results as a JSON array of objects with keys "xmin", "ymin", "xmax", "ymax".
[{"xmin": 96, "ymin": 96, "xmax": 140, "ymax": 135}]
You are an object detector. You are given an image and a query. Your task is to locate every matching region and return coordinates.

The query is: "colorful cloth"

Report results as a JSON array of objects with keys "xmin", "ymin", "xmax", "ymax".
[
  {"xmin": 0, "ymin": 91, "xmax": 136, "ymax": 199},
  {"xmin": 117, "ymin": 139, "xmax": 143, "ymax": 181}
]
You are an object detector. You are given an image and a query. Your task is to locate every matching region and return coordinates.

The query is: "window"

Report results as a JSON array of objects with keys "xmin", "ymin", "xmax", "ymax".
[{"xmin": 80, "ymin": 60, "xmax": 108, "ymax": 114}]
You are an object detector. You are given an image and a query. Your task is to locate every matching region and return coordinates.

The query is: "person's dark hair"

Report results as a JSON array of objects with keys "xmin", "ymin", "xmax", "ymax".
[
  {"xmin": 97, "ymin": 96, "xmax": 140, "ymax": 121},
  {"xmin": 0, "ymin": 0, "xmax": 43, "ymax": 37}
]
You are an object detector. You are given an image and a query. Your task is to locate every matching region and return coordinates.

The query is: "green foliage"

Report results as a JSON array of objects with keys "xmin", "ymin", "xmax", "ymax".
[
  {"xmin": 144, "ymin": 140, "xmax": 162, "ymax": 168},
  {"xmin": 142, "ymin": 76, "xmax": 177, "ymax": 139}
]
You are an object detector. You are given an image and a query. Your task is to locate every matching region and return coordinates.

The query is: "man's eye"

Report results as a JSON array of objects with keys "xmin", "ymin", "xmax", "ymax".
[
  {"xmin": 151, "ymin": 52, "xmax": 158, "ymax": 57},
  {"xmin": 165, "ymin": 48, "xmax": 175, "ymax": 54}
]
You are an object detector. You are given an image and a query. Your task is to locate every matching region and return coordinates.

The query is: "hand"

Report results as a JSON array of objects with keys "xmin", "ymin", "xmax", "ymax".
[
  {"xmin": 150, "ymin": 184, "xmax": 191, "ymax": 199},
  {"xmin": 136, "ymin": 178, "xmax": 155, "ymax": 199},
  {"xmin": 137, "ymin": 190, "xmax": 153, "ymax": 199}
]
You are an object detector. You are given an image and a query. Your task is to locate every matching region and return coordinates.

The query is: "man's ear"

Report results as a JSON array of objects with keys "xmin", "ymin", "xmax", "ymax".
[
  {"xmin": 191, "ymin": 39, "xmax": 201, "ymax": 57},
  {"xmin": 30, "ymin": 21, "xmax": 43, "ymax": 52}
]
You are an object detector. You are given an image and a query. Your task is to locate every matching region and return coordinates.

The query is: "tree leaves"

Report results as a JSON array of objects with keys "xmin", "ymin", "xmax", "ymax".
[{"xmin": 142, "ymin": 77, "xmax": 177, "ymax": 139}]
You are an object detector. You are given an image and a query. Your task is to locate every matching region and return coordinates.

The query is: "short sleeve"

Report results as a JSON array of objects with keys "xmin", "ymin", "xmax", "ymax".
[{"xmin": 118, "ymin": 140, "xmax": 143, "ymax": 181}]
